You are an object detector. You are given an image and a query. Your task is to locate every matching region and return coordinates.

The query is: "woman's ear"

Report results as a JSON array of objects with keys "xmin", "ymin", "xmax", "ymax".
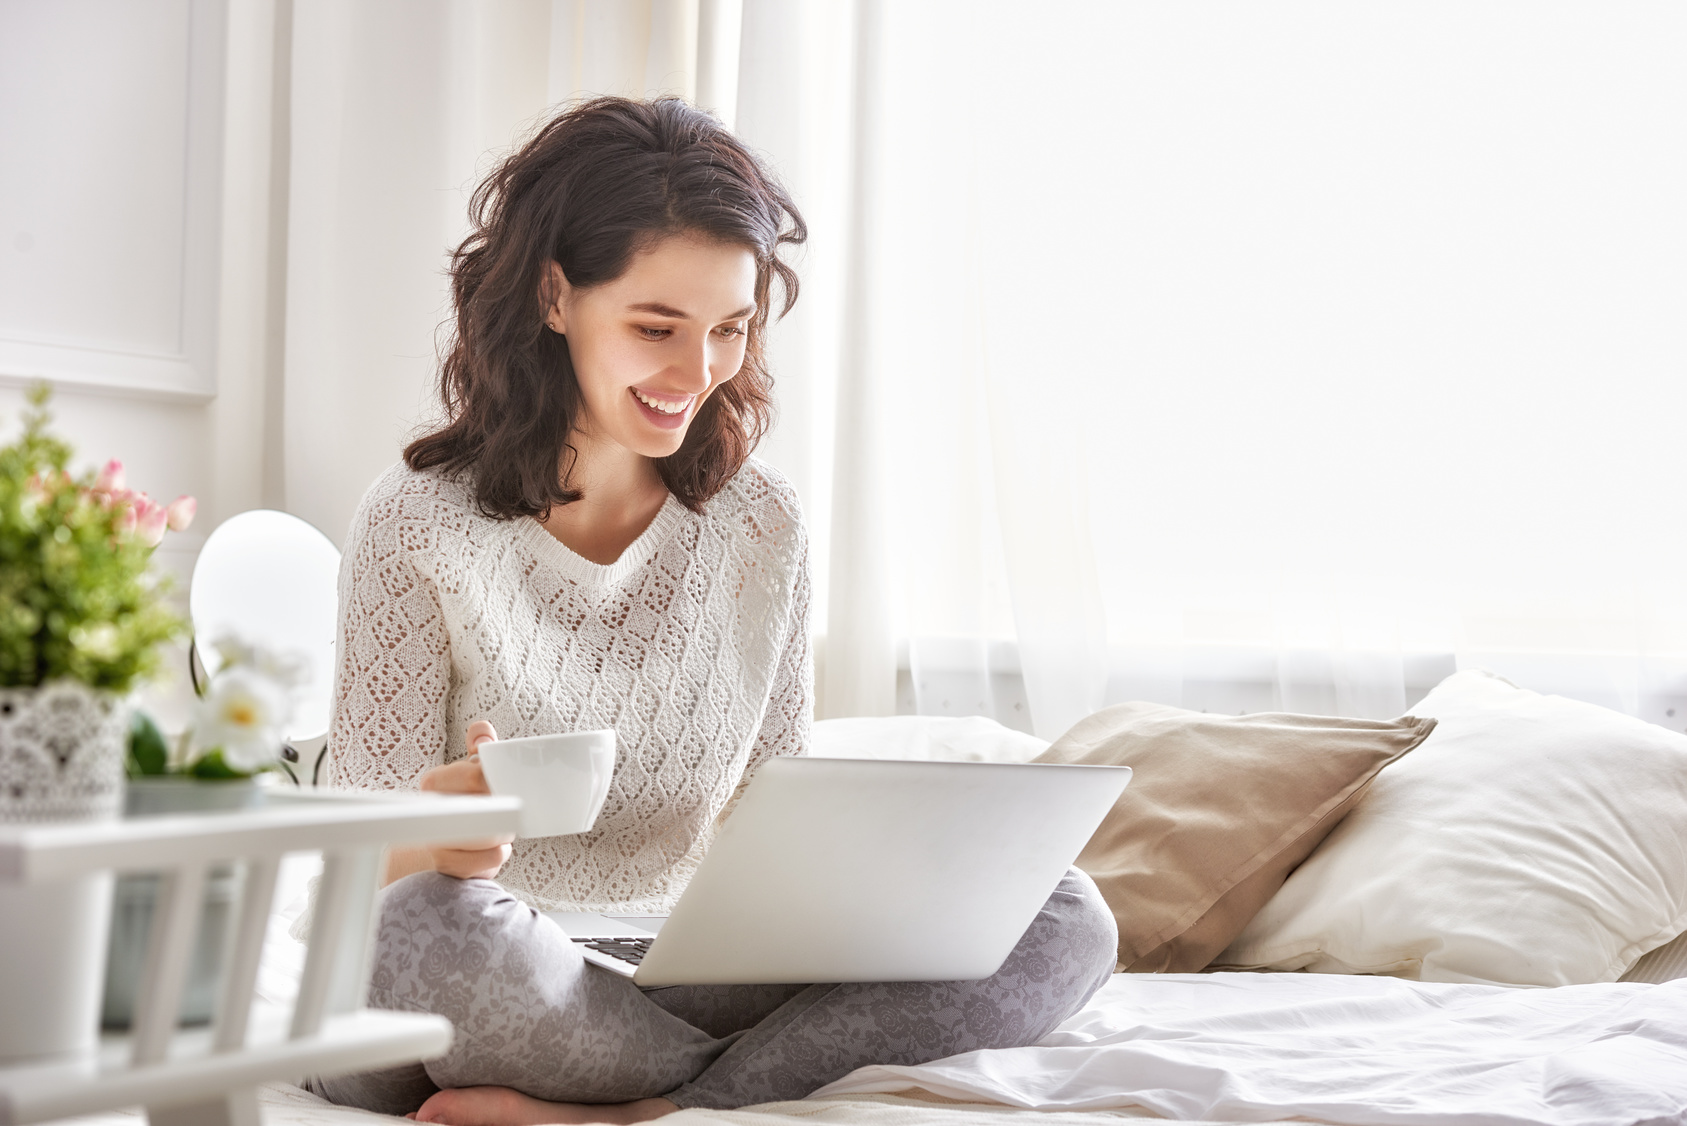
[{"xmin": 542, "ymin": 260, "xmax": 572, "ymax": 334}]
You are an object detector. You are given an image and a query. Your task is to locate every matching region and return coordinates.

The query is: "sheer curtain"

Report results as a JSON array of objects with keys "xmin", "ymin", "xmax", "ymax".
[{"xmin": 820, "ymin": 1, "xmax": 1687, "ymax": 737}]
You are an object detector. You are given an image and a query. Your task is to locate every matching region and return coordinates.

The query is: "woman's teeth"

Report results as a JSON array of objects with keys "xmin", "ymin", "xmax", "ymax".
[{"xmin": 634, "ymin": 389, "xmax": 690, "ymax": 415}]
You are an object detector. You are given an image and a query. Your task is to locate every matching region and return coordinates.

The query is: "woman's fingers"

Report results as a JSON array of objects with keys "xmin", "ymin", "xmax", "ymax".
[
  {"xmin": 415, "ymin": 719, "xmax": 507, "ymax": 878},
  {"xmin": 465, "ymin": 719, "xmax": 499, "ymax": 755},
  {"xmin": 430, "ymin": 841, "xmax": 512, "ymax": 881},
  {"xmin": 418, "ymin": 755, "xmax": 490, "ymax": 795},
  {"xmin": 417, "ymin": 720, "xmax": 498, "ymax": 792}
]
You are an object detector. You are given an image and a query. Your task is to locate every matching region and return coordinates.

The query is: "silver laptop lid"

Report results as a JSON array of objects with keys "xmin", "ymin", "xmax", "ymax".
[{"xmin": 633, "ymin": 757, "xmax": 1130, "ymax": 987}]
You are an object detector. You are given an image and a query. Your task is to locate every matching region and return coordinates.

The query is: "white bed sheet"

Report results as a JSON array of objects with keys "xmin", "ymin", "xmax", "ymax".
[{"xmin": 812, "ymin": 971, "xmax": 1687, "ymax": 1126}]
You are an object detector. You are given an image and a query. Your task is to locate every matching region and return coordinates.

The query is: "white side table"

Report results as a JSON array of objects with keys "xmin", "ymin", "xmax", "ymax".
[{"xmin": 0, "ymin": 789, "xmax": 520, "ymax": 1126}]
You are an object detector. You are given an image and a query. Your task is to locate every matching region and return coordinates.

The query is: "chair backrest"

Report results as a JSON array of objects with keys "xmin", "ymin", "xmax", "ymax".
[{"xmin": 189, "ymin": 510, "xmax": 341, "ymax": 742}]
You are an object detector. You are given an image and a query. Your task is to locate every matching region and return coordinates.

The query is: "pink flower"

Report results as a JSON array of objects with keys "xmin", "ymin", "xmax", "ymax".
[
  {"xmin": 134, "ymin": 497, "xmax": 168, "ymax": 547},
  {"xmin": 165, "ymin": 495, "xmax": 196, "ymax": 531},
  {"xmin": 93, "ymin": 459, "xmax": 126, "ymax": 495},
  {"xmin": 86, "ymin": 461, "xmax": 185, "ymax": 547}
]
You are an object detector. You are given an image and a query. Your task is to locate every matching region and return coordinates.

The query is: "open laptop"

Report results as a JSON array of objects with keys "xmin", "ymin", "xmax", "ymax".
[{"xmin": 545, "ymin": 756, "xmax": 1130, "ymax": 987}]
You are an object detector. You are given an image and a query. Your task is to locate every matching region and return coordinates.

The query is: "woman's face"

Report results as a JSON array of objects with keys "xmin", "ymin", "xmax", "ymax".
[{"xmin": 548, "ymin": 234, "xmax": 758, "ymax": 461}]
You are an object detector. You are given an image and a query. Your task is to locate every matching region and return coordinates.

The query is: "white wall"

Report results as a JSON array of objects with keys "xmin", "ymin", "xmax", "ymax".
[{"xmin": 0, "ymin": 0, "xmax": 289, "ymax": 728}]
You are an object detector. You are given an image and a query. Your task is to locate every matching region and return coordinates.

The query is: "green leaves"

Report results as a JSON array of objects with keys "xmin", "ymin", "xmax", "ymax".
[
  {"xmin": 0, "ymin": 385, "xmax": 186, "ymax": 690},
  {"xmin": 127, "ymin": 709, "xmax": 170, "ymax": 776},
  {"xmin": 183, "ymin": 749, "xmax": 249, "ymax": 780}
]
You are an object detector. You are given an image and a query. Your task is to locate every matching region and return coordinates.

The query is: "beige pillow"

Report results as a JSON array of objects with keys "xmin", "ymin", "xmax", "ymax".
[
  {"xmin": 1217, "ymin": 670, "xmax": 1687, "ymax": 986},
  {"xmin": 1035, "ymin": 703, "xmax": 1435, "ymax": 973}
]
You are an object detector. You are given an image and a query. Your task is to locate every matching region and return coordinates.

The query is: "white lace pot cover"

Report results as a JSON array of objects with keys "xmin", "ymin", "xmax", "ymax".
[
  {"xmin": 0, "ymin": 682, "xmax": 128, "ymax": 1063},
  {"xmin": 0, "ymin": 680, "xmax": 129, "ymax": 823}
]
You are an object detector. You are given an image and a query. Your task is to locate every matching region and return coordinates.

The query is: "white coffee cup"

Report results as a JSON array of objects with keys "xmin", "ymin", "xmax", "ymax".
[{"xmin": 477, "ymin": 729, "xmax": 616, "ymax": 838}]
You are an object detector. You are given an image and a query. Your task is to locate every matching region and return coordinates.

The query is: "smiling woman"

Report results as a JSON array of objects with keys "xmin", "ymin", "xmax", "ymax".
[
  {"xmin": 403, "ymin": 97, "xmax": 800, "ymax": 522},
  {"xmin": 544, "ymin": 242, "xmax": 757, "ymax": 446},
  {"xmin": 315, "ymin": 96, "xmax": 1120, "ymax": 1124},
  {"xmin": 531, "ymin": 236, "xmax": 760, "ymax": 563}
]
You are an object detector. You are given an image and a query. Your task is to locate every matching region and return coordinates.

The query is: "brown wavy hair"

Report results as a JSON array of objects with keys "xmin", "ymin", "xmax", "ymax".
[{"xmin": 405, "ymin": 96, "xmax": 806, "ymax": 517}]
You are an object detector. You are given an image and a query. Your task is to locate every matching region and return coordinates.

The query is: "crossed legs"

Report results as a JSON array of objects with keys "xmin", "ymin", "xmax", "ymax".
[{"xmin": 309, "ymin": 868, "xmax": 1116, "ymax": 1119}]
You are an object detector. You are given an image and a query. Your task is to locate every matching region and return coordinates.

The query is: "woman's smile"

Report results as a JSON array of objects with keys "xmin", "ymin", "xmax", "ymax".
[
  {"xmin": 631, "ymin": 387, "xmax": 694, "ymax": 428},
  {"xmin": 546, "ymin": 234, "xmax": 757, "ymax": 461}
]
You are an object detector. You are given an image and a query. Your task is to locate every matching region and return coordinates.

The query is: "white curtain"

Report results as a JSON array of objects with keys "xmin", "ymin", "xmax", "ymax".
[{"xmin": 832, "ymin": 1, "xmax": 1687, "ymax": 736}]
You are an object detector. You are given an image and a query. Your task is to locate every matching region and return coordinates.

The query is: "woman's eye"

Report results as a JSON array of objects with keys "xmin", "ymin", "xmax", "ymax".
[
  {"xmin": 638, "ymin": 326, "xmax": 672, "ymax": 340},
  {"xmin": 716, "ymin": 325, "xmax": 746, "ymax": 340}
]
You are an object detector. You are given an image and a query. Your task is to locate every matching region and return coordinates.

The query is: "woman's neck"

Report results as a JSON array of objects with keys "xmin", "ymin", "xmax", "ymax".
[{"xmin": 536, "ymin": 431, "xmax": 669, "ymax": 565}]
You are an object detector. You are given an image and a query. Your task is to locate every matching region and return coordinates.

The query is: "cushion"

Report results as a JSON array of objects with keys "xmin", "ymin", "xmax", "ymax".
[
  {"xmin": 1621, "ymin": 926, "xmax": 1687, "ymax": 984},
  {"xmin": 1217, "ymin": 669, "xmax": 1687, "ymax": 986},
  {"xmin": 1036, "ymin": 703, "xmax": 1436, "ymax": 973},
  {"xmin": 810, "ymin": 715, "xmax": 1048, "ymax": 764}
]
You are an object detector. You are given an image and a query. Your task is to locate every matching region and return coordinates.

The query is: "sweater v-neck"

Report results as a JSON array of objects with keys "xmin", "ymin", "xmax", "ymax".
[{"xmin": 517, "ymin": 492, "xmax": 687, "ymax": 587}]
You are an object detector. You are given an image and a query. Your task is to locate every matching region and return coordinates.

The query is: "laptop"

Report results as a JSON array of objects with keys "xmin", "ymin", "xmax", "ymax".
[{"xmin": 545, "ymin": 756, "xmax": 1131, "ymax": 987}]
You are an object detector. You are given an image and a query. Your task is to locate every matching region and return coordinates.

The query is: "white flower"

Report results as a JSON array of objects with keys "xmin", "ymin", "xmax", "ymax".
[
  {"xmin": 190, "ymin": 666, "xmax": 293, "ymax": 772},
  {"xmin": 210, "ymin": 635, "xmax": 258, "ymax": 671},
  {"xmin": 211, "ymin": 635, "xmax": 308, "ymax": 689},
  {"xmin": 185, "ymin": 634, "xmax": 308, "ymax": 774}
]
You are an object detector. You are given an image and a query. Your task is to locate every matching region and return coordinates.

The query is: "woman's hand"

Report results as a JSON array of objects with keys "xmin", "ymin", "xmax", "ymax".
[{"xmin": 389, "ymin": 721, "xmax": 515, "ymax": 883}]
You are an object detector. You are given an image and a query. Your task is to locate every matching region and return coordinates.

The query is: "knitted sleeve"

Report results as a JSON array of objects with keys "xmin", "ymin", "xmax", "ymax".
[
  {"xmin": 710, "ymin": 545, "xmax": 812, "ymax": 834},
  {"xmin": 324, "ymin": 482, "xmax": 454, "ymax": 791},
  {"xmin": 746, "ymin": 537, "xmax": 814, "ymax": 776}
]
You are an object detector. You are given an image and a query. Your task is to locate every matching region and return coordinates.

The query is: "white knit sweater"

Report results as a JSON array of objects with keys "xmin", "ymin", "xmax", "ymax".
[{"xmin": 326, "ymin": 458, "xmax": 812, "ymax": 914}]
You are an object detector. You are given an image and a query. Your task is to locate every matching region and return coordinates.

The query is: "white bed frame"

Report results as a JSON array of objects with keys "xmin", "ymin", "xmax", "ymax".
[{"xmin": 0, "ymin": 789, "xmax": 520, "ymax": 1126}]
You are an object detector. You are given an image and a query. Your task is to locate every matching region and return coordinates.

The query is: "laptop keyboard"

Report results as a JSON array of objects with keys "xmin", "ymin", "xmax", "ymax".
[{"xmin": 572, "ymin": 935, "xmax": 653, "ymax": 966}]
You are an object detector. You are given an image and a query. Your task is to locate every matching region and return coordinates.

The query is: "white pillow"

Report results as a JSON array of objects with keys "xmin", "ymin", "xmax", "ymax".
[
  {"xmin": 1217, "ymin": 669, "xmax": 1687, "ymax": 986},
  {"xmin": 810, "ymin": 715, "xmax": 1048, "ymax": 764}
]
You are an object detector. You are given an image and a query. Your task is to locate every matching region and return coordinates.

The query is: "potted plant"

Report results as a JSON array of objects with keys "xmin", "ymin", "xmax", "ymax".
[
  {"xmin": 126, "ymin": 635, "xmax": 303, "ymax": 795},
  {"xmin": 0, "ymin": 384, "xmax": 194, "ymax": 1062}
]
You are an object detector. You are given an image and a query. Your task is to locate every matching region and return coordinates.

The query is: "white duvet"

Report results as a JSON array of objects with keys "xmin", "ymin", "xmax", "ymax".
[{"xmin": 811, "ymin": 971, "xmax": 1687, "ymax": 1126}]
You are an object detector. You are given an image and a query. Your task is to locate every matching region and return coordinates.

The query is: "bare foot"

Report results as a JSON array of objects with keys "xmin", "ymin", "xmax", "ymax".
[
  {"xmin": 414, "ymin": 1086, "xmax": 679, "ymax": 1126},
  {"xmin": 597, "ymin": 1099, "xmax": 679, "ymax": 1125}
]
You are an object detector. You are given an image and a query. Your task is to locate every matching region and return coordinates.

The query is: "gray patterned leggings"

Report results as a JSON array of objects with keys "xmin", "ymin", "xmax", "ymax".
[{"xmin": 310, "ymin": 868, "xmax": 1116, "ymax": 1113}]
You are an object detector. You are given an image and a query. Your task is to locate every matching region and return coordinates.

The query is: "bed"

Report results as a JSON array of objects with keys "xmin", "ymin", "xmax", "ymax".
[
  {"xmin": 62, "ymin": 693, "xmax": 1687, "ymax": 1126},
  {"xmin": 57, "ymin": 963, "xmax": 1687, "ymax": 1126}
]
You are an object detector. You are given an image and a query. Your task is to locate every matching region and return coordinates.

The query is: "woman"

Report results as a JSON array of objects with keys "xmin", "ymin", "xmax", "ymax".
[{"xmin": 313, "ymin": 97, "xmax": 1116, "ymax": 1124}]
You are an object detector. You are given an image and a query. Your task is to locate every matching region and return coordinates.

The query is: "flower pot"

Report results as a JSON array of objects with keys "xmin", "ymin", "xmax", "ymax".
[
  {"xmin": 0, "ymin": 680, "xmax": 129, "ymax": 822},
  {"xmin": 100, "ymin": 776, "xmax": 270, "ymax": 1029},
  {"xmin": 0, "ymin": 681, "xmax": 129, "ymax": 1064},
  {"xmin": 0, "ymin": 876, "xmax": 114, "ymax": 1062},
  {"xmin": 122, "ymin": 774, "xmax": 270, "ymax": 817}
]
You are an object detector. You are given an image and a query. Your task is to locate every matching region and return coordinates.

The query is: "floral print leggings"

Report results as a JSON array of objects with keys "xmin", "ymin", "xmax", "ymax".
[{"xmin": 309, "ymin": 867, "xmax": 1117, "ymax": 1113}]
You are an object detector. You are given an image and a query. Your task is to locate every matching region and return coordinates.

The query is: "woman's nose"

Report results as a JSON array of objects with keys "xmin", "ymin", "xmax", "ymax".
[{"xmin": 675, "ymin": 339, "xmax": 712, "ymax": 391}]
